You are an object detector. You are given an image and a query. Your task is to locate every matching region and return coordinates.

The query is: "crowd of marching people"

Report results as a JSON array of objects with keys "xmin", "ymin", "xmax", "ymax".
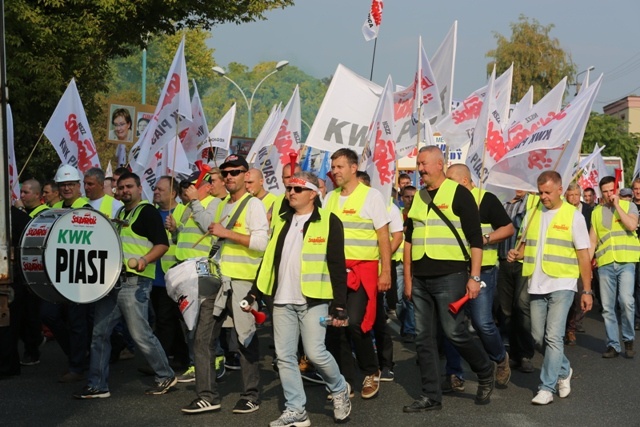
[{"xmin": 2, "ymin": 146, "xmax": 640, "ymax": 425}]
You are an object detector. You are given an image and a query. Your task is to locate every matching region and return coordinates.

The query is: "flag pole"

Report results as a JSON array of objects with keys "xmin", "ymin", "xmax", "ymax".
[
  {"xmin": 476, "ymin": 138, "xmax": 488, "ymax": 204},
  {"xmin": 514, "ymin": 140, "xmax": 570, "ymax": 250},
  {"xmin": 369, "ymin": 38, "xmax": 378, "ymax": 81},
  {"xmin": 17, "ymin": 133, "xmax": 44, "ymax": 181}
]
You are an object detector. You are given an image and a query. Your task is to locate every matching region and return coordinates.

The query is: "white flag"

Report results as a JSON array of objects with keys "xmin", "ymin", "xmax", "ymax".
[
  {"xmin": 577, "ymin": 144, "xmax": 607, "ymax": 195},
  {"xmin": 504, "ymin": 86, "xmax": 534, "ymax": 136},
  {"xmin": 465, "ymin": 68, "xmax": 497, "ymax": 186},
  {"xmin": 361, "ymin": 75, "xmax": 396, "ymax": 202},
  {"xmin": 632, "ymin": 147, "xmax": 640, "ymax": 181},
  {"xmin": 248, "ymin": 103, "xmax": 280, "ymax": 165},
  {"xmin": 362, "ymin": 0, "xmax": 383, "ymax": 41},
  {"xmin": 106, "ymin": 161, "xmax": 113, "ymax": 178},
  {"xmin": 579, "ymin": 68, "xmax": 591, "ymax": 95},
  {"xmin": 487, "ymin": 75, "xmax": 603, "ymax": 192},
  {"xmin": 432, "ymin": 21, "xmax": 457, "ymax": 121},
  {"xmin": 256, "ymin": 85, "xmax": 302, "ymax": 196},
  {"xmin": 202, "ymin": 103, "xmax": 236, "ymax": 166},
  {"xmin": 504, "ymin": 77, "xmax": 567, "ymax": 151},
  {"xmin": 182, "ymin": 80, "xmax": 209, "ymax": 164},
  {"xmin": 7, "ymin": 104, "xmax": 18, "ymax": 200},
  {"xmin": 413, "ymin": 36, "xmax": 442, "ymax": 122},
  {"xmin": 43, "ymin": 79, "xmax": 100, "ymax": 173},
  {"xmin": 436, "ymin": 66, "xmax": 513, "ymax": 149},
  {"xmin": 134, "ymin": 37, "xmax": 192, "ymax": 169}
]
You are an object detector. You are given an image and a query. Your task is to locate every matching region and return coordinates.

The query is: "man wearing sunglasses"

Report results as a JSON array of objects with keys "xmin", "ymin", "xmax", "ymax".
[
  {"xmin": 242, "ymin": 171, "xmax": 351, "ymax": 426},
  {"xmin": 182, "ymin": 155, "xmax": 269, "ymax": 415},
  {"xmin": 324, "ymin": 148, "xmax": 392, "ymax": 400}
]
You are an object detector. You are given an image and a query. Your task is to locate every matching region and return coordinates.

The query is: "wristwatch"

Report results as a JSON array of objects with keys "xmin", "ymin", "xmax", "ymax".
[
  {"xmin": 470, "ymin": 275, "xmax": 482, "ymax": 283},
  {"xmin": 483, "ymin": 233, "xmax": 491, "ymax": 244}
]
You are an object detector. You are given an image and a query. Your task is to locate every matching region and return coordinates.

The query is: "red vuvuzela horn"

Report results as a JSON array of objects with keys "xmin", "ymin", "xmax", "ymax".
[
  {"xmin": 448, "ymin": 282, "xmax": 486, "ymax": 314},
  {"xmin": 240, "ymin": 300, "xmax": 267, "ymax": 324}
]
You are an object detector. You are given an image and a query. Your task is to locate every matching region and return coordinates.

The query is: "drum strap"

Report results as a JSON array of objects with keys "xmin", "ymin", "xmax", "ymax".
[{"xmin": 210, "ymin": 195, "xmax": 253, "ymax": 257}]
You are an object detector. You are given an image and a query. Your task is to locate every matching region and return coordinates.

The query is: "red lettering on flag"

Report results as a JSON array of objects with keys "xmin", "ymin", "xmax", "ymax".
[
  {"xmin": 373, "ymin": 129, "xmax": 394, "ymax": 185},
  {"xmin": 65, "ymin": 113, "xmax": 97, "ymax": 172},
  {"xmin": 161, "ymin": 73, "xmax": 180, "ymax": 108},
  {"xmin": 451, "ymin": 95, "xmax": 482, "ymax": 125},
  {"xmin": 527, "ymin": 149, "xmax": 553, "ymax": 170},
  {"xmin": 275, "ymin": 119, "xmax": 294, "ymax": 164}
]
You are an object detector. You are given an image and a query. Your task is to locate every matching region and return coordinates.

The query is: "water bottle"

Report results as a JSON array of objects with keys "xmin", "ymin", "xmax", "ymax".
[{"xmin": 319, "ymin": 316, "xmax": 349, "ymax": 327}]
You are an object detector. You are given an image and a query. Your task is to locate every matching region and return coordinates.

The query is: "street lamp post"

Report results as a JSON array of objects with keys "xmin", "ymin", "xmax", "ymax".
[
  {"xmin": 574, "ymin": 65, "xmax": 595, "ymax": 96},
  {"xmin": 212, "ymin": 60, "xmax": 289, "ymax": 137}
]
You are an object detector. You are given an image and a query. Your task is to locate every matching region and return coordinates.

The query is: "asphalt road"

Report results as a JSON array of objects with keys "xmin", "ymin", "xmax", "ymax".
[{"xmin": 0, "ymin": 308, "xmax": 636, "ymax": 426}]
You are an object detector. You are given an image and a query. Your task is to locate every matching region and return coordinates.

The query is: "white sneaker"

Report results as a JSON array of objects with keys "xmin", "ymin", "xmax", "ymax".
[
  {"xmin": 557, "ymin": 368, "xmax": 573, "ymax": 398},
  {"xmin": 531, "ymin": 390, "xmax": 553, "ymax": 405}
]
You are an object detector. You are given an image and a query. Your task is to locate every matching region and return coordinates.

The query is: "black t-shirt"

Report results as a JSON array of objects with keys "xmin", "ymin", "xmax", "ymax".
[
  {"xmin": 479, "ymin": 191, "xmax": 512, "ymax": 231},
  {"xmin": 121, "ymin": 204, "xmax": 169, "ymax": 247},
  {"xmin": 405, "ymin": 184, "xmax": 482, "ymax": 277}
]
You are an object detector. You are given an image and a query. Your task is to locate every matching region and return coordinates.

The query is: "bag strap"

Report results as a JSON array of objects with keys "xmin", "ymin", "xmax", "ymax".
[
  {"xmin": 210, "ymin": 195, "xmax": 253, "ymax": 257},
  {"xmin": 419, "ymin": 188, "xmax": 470, "ymax": 262}
]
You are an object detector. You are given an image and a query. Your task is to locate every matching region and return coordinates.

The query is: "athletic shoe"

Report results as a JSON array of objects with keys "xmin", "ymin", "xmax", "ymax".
[
  {"xmin": 496, "ymin": 353, "xmax": 511, "ymax": 386},
  {"xmin": 519, "ymin": 357, "xmax": 534, "ymax": 373},
  {"xmin": 557, "ymin": 368, "xmax": 572, "ymax": 398},
  {"xmin": 177, "ymin": 365, "xmax": 196, "ymax": 383},
  {"xmin": 225, "ymin": 353, "xmax": 241, "ymax": 371},
  {"xmin": 73, "ymin": 386, "xmax": 110, "ymax": 399},
  {"xmin": 332, "ymin": 383, "xmax": 352, "ymax": 421},
  {"xmin": 326, "ymin": 385, "xmax": 355, "ymax": 401},
  {"xmin": 232, "ymin": 398, "xmax": 260, "ymax": 414},
  {"xmin": 144, "ymin": 377, "xmax": 177, "ymax": 395},
  {"xmin": 361, "ymin": 371, "xmax": 380, "ymax": 399},
  {"xmin": 215, "ymin": 355, "xmax": 226, "ymax": 379},
  {"xmin": 441, "ymin": 374, "xmax": 465, "ymax": 393},
  {"xmin": 181, "ymin": 398, "xmax": 221, "ymax": 414},
  {"xmin": 531, "ymin": 390, "xmax": 553, "ymax": 405},
  {"xmin": 378, "ymin": 367, "xmax": 394, "ymax": 382},
  {"xmin": 268, "ymin": 409, "xmax": 310, "ymax": 427}
]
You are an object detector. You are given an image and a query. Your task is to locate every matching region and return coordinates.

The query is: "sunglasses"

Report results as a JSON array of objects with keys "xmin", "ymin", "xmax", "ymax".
[
  {"xmin": 221, "ymin": 169, "xmax": 246, "ymax": 178},
  {"xmin": 286, "ymin": 186, "xmax": 313, "ymax": 194}
]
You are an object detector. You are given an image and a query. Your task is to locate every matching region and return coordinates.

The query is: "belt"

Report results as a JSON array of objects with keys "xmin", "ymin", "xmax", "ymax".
[{"xmin": 122, "ymin": 272, "xmax": 138, "ymax": 278}]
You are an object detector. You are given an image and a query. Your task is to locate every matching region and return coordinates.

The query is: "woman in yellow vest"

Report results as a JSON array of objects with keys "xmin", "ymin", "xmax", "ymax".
[{"xmin": 242, "ymin": 172, "xmax": 352, "ymax": 425}]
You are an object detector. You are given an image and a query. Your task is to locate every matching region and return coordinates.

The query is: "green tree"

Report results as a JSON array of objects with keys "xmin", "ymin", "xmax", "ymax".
[
  {"xmin": 486, "ymin": 15, "xmax": 576, "ymax": 103},
  {"xmin": 582, "ymin": 112, "xmax": 640, "ymax": 184},
  {"xmin": 6, "ymin": 0, "xmax": 294, "ymax": 182}
]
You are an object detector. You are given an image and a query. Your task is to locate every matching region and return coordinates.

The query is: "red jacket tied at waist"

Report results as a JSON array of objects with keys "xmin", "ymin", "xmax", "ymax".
[{"xmin": 346, "ymin": 259, "xmax": 378, "ymax": 333}]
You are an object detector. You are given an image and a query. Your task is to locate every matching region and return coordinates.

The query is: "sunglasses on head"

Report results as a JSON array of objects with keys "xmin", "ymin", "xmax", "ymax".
[
  {"xmin": 221, "ymin": 169, "xmax": 246, "ymax": 178},
  {"xmin": 286, "ymin": 186, "xmax": 313, "ymax": 194}
]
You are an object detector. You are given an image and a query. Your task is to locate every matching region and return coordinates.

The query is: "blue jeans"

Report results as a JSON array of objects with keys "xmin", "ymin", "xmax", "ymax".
[
  {"xmin": 88, "ymin": 277, "xmax": 174, "ymax": 391},
  {"xmin": 599, "ymin": 262, "xmax": 636, "ymax": 352},
  {"xmin": 412, "ymin": 272, "xmax": 492, "ymax": 402},
  {"xmin": 445, "ymin": 267, "xmax": 506, "ymax": 377},
  {"xmin": 530, "ymin": 290, "xmax": 573, "ymax": 393},
  {"xmin": 273, "ymin": 303, "xmax": 346, "ymax": 413},
  {"xmin": 395, "ymin": 262, "xmax": 416, "ymax": 335}
]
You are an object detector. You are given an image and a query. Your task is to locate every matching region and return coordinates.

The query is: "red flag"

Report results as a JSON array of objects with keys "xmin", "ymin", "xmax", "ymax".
[{"xmin": 362, "ymin": 0, "xmax": 383, "ymax": 41}]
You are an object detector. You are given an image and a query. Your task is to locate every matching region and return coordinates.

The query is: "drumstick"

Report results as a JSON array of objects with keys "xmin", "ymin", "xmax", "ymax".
[
  {"xmin": 127, "ymin": 258, "xmax": 138, "ymax": 269},
  {"xmin": 191, "ymin": 232, "xmax": 211, "ymax": 248}
]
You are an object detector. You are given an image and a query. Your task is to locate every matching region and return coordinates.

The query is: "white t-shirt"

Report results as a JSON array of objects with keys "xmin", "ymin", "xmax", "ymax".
[
  {"xmin": 526, "ymin": 205, "xmax": 590, "ymax": 294},
  {"xmin": 389, "ymin": 203, "xmax": 404, "ymax": 234},
  {"xmin": 274, "ymin": 212, "xmax": 312, "ymax": 305},
  {"xmin": 323, "ymin": 186, "xmax": 391, "ymax": 230},
  {"xmin": 89, "ymin": 195, "xmax": 123, "ymax": 219}
]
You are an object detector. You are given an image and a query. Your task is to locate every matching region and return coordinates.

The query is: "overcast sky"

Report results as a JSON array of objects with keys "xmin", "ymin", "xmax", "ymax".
[{"xmin": 207, "ymin": 1, "xmax": 639, "ymax": 113}]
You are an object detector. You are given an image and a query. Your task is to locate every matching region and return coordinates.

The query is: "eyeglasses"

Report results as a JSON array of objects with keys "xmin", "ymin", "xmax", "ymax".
[
  {"xmin": 221, "ymin": 169, "xmax": 246, "ymax": 178},
  {"xmin": 286, "ymin": 186, "xmax": 313, "ymax": 194},
  {"xmin": 58, "ymin": 182, "xmax": 78, "ymax": 188}
]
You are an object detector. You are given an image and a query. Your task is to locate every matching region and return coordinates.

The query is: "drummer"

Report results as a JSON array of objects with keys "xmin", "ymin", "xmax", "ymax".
[
  {"xmin": 41, "ymin": 165, "xmax": 93, "ymax": 383},
  {"xmin": 75, "ymin": 171, "xmax": 173, "ymax": 399}
]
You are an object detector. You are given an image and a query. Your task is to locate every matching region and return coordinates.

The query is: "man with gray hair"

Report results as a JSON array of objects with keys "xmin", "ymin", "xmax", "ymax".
[{"xmin": 84, "ymin": 167, "xmax": 123, "ymax": 219}]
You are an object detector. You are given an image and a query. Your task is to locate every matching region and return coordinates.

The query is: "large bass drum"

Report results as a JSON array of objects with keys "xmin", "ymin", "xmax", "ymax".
[{"xmin": 20, "ymin": 208, "xmax": 123, "ymax": 303}]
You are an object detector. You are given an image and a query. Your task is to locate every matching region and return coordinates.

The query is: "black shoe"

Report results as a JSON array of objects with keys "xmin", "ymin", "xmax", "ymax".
[
  {"xmin": 475, "ymin": 362, "xmax": 496, "ymax": 405},
  {"xmin": 232, "ymin": 398, "xmax": 260, "ymax": 414},
  {"xmin": 137, "ymin": 365, "xmax": 155, "ymax": 376},
  {"xmin": 145, "ymin": 377, "xmax": 177, "ymax": 395},
  {"xmin": 181, "ymin": 398, "xmax": 221, "ymax": 414},
  {"xmin": 225, "ymin": 353, "xmax": 242, "ymax": 371},
  {"xmin": 602, "ymin": 346, "xmax": 620, "ymax": 359},
  {"xmin": 403, "ymin": 396, "xmax": 442, "ymax": 413},
  {"xmin": 403, "ymin": 334, "xmax": 416, "ymax": 343},
  {"xmin": 73, "ymin": 386, "xmax": 111, "ymax": 399}
]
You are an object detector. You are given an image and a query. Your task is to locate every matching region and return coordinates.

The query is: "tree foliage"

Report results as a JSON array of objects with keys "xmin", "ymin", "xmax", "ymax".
[
  {"xmin": 582, "ymin": 112, "xmax": 640, "ymax": 184},
  {"xmin": 6, "ymin": 0, "xmax": 294, "ymax": 182},
  {"xmin": 486, "ymin": 15, "xmax": 576, "ymax": 103},
  {"xmin": 201, "ymin": 61, "xmax": 328, "ymax": 141}
]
